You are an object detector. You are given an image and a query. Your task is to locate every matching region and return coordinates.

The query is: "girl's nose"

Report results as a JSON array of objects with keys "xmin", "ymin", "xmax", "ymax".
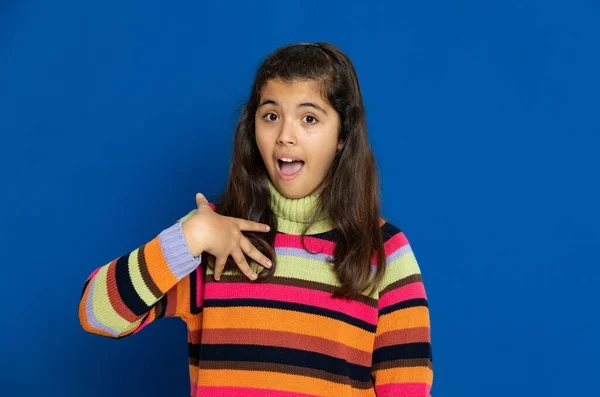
[{"xmin": 276, "ymin": 119, "xmax": 297, "ymax": 145}]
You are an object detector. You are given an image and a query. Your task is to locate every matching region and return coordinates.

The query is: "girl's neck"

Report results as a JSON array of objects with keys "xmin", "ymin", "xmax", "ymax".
[{"xmin": 266, "ymin": 176, "xmax": 334, "ymax": 234}]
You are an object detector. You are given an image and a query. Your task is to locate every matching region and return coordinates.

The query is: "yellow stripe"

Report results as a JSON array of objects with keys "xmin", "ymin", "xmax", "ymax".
[
  {"xmin": 128, "ymin": 247, "xmax": 157, "ymax": 306},
  {"xmin": 207, "ymin": 255, "xmax": 341, "ymax": 287},
  {"xmin": 208, "ymin": 254, "xmax": 378, "ymax": 300},
  {"xmin": 205, "ymin": 249, "xmax": 377, "ymax": 299},
  {"xmin": 91, "ymin": 265, "xmax": 132, "ymax": 332},
  {"xmin": 79, "ymin": 279, "xmax": 113, "ymax": 337},
  {"xmin": 380, "ymin": 250, "xmax": 421, "ymax": 292}
]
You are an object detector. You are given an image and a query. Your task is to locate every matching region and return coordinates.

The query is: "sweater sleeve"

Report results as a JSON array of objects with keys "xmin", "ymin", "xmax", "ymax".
[
  {"xmin": 371, "ymin": 229, "xmax": 434, "ymax": 396},
  {"xmin": 78, "ymin": 208, "xmax": 205, "ymax": 338}
]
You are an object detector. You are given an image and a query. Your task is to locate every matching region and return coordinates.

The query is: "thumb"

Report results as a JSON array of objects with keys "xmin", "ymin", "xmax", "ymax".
[{"xmin": 195, "ymin": 193, "xmax": 208, "ymax": 208}]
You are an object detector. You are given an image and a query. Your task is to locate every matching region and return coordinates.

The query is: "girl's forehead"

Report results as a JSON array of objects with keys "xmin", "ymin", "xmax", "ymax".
[{"xmin": 259, "ymin": 78, "xmax": 327, "ymax": 102}]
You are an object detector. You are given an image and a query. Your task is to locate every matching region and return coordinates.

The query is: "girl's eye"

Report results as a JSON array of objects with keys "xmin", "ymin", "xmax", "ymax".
[
  {"xmin": 303, "ymin": 115, "xmax": 318, "ymax": 124},
  {"xmin": 262, "ymin": 113, "xmax": 318, "ymax": 124},
  {"xmin": 263, "ymin": 113, "xmax": 278, "ymax": 122}
]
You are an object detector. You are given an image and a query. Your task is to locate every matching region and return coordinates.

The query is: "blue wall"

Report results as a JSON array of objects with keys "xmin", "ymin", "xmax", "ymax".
[{"xmin": 1, "ymin": 1, "xmax": 598, "ymax": 396}]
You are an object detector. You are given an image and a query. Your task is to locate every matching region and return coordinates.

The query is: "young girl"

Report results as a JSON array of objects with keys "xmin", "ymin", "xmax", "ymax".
[{"xmin": 79, "ymin": 42, "xmax": 434, "ymax": 397}]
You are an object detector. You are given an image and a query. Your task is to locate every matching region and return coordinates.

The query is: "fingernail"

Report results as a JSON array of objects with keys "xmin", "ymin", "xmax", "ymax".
[
  {"xmin": 251, "ymin": 273, "xmax": 258, "ymax": 280},
  {"xmin": 265, "ymin": 225, "xmax": 270, "ymax": 232},
  {"xmin": 266, "ymin": 260, "xmax": 272, "ymax": 268}
]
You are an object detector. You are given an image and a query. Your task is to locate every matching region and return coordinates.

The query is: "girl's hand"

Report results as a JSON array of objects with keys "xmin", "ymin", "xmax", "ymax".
[{"xmin": 182, "ymin": 193, "xmax": 272, "ymax": 281}]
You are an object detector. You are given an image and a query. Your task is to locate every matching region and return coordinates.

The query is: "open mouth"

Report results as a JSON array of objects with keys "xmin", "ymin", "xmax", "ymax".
[{"xmin": 277, "ymin": 159, "xmax": 305, "ymax": 178}]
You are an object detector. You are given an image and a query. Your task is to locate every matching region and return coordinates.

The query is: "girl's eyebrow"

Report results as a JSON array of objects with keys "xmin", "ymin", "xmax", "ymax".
[{"xmin": 258, "ymin": 99, "xmax": 328, "ymax": 115}]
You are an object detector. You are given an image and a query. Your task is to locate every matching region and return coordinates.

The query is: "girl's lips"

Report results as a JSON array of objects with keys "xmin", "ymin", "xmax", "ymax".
[{"xmin": 276, "ymin": 160, "xmax": 304, "ymax": 181}]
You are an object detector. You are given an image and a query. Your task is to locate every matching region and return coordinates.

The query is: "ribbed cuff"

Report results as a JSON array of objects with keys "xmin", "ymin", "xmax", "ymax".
[{"xmin": 158, "ymin": 221, "xmax": 201, "ymax": 280}]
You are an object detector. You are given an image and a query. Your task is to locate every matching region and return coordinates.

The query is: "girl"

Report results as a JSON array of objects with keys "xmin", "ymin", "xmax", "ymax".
[{"xmin": 79, "ymin": 42, "xmax": 434, "ymax": 397}]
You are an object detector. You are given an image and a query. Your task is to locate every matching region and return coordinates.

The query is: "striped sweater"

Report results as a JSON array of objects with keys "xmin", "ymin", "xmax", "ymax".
[{"xmin": 79, "ymin": 178, "xmax": 434, "ymax": 396}]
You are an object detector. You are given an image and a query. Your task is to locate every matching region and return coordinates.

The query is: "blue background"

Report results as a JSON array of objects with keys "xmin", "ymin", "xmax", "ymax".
[{"xmin": 1, "ymin": 1, "xmax": 598, "ymax": 396}]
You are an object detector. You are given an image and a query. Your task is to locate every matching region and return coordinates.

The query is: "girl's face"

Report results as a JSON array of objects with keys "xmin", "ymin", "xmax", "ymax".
[{"xmin": 255, "ymin": 78, "xmax": 344, "ymax": 199}]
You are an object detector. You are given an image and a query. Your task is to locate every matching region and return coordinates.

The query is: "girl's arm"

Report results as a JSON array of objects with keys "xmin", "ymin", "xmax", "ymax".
[
  {"xmin": 78, "ymin": 208, "xmax": 204, "ymax": 338},
  {"xmin": 371, "ymin": 230, "xmax": 434, "ymax": 396}
]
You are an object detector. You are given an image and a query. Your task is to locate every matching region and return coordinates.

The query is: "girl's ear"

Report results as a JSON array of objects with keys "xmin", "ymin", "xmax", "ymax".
[{"xmin": 337, "ymin": 140, "xmax": 345, "ymax": 151}]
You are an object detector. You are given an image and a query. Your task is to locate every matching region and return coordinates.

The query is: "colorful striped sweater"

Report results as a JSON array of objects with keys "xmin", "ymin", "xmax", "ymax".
[{"xmin": 79, "ymin": 178, "xmax": 434, "ymax": 396}]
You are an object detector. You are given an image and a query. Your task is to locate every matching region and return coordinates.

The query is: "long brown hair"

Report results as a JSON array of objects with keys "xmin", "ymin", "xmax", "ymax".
[{"xmin": 202, "ymin": 42, "xmax": 386, "ymax": 299}]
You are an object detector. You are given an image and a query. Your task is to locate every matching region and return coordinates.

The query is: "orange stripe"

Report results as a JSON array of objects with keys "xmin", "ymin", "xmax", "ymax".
[
  {"xmin": 372, "ymin": 366, "xmax": 433, "ymax": 385},
  {"xmin": 186, "ymin": 312, "xmax": 203, "ymax": 330},
  {"xmin": 189, "ymin": 364, "xmax": 199, "ymax": 385},
  {"xmin": 160, "ymin": 275, "xmax": 191, "ymax": 319},
  {"xmin": 202, "ymin": 307, "xmax": 374, "ymax": 351},
  {"xmin": 175, "ymin": 275, "xmax": 191, "ymax": 318},
  {"xmin": 143, "ymin": 237, "xmax": 178, "ymax": 292},
  {"xmin": 195, "ymin": 369, "xmax": 376, "ymax": 397},
  {"xmin": 378, "ymin": 306, "xmax": 430, "ymax": 330}
]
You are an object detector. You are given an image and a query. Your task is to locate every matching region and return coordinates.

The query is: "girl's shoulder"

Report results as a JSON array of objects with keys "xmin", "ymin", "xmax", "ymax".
[{"xmin": 378, "ymin": 217, "xmax": 404, "ymax": 243}]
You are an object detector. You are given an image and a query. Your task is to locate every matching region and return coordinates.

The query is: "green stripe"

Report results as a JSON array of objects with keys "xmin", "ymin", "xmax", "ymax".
[
  {"xmin": 379, "ymin": 251, "xmax": 421, "ymax": 293},
  {"xmin": 206, "ymin": 254, "xmax": 378, "ymax": 299},
  {"xmin": 91, "ymin": 265, "xmax": 136, "ymax": 332},
  {"xmin": 128, "ymin": 247, "xmax": 157, "ymax": 306}
]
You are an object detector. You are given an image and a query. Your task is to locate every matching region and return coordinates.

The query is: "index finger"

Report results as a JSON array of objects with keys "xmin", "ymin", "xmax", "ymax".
[{"xmin": 235, "ymin": 218, "xmax": 271, "ymax": 233}]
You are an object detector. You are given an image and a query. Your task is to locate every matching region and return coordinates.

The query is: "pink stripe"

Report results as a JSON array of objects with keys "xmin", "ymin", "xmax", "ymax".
[
  {"xmin": 132, "ymin": 314, "xmax": 152, "ymax": 334},
  {"xmin": 383, "ymin": 231, "xmax": 409, "ymax": 257},
  {"xmin": 375, "ymin": 382, "xmax": 431, "ymax": 396},
  {"xmin": 379, "ymin": 282, "xmax": 427, "ymax": 310},
  {"xmin": 86, "ymin": 267, "xmax": 101, "ymax": 281},
  {"xmin": 196, "ymin": 268, "xmax": 205, "ymax": 307},
  {"xmin": 370, "ymin": 231, "xmax": 409, "ymax": 267},
  {"xmin": 192, "ymin": 384, "xmax": 320, "ymax": 397},
  {"xmin": 275, "ymin": 234, "xmax": 335, "ymax": 255},
  {"xmin": 276, "ymin": 232, "xmax": 408, "ymax": 267},
  {"xmin": 205, "ymin": 283, "xmax": 377, "ymax": 325}
]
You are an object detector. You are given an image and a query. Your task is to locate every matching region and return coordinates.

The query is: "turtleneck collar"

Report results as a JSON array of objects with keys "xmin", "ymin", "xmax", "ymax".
[{"xmin": 266, "ymin": 176, "xmax": 334, "ymax": 234}]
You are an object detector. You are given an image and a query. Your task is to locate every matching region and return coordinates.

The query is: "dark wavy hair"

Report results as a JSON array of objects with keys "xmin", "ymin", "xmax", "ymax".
[{"xmin": 202, "ymin": 42, "xmax": 386, "ymax": 299}]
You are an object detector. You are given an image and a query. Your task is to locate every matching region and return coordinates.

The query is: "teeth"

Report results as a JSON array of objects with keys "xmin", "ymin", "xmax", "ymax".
[{"xmin": 279, "ymin": 158, "xmax": 295, "ymax": 162}]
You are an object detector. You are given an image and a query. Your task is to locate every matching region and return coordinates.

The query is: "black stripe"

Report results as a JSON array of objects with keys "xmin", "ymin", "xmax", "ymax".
[
  {"xmin": 204, "ymin": 298, "xmax": 376, "ymax": 333},
  {"xmin": 279, "ymin": 220, "xmax": 398, "ymax": 244},
  {"xmin": 373, "ymin": 342, "xmax": 432, "ymax": 363},
  {"xmin": 155, "ymin": 293, "xmax": 168, "ymax": 319},
  {"xmin": 114, "ymin": 253, "xmax": 149, "ymax": 316},
  {"xmin": 381, "ymin": 222, "xmax": 401, "ymax": 243},
  {"xmin": 189, "ymin": 343, "xmax": 372, "ymax": 383},
  {"xmin": 280, "ymin": 228, "xmax": 338, "ymax": 242},
  {"xmin": 379, "ymin": 298, "xmax": 428, "ymax": 317},
  {"xmin": 282, "ymin": 222, "xmax": 398, "ymax": 244},
  {"xmin": 81, "ymin": 278, "xmax": 91, "ymax": 298},
  {"xmin": 188, "ymin": 341, "xmax": 198, "ymax": 359}
]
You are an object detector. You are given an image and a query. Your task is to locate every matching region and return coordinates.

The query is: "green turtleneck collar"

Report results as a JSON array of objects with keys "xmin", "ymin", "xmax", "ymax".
[{"xmin": 266, "ymin": 177, "xmax": 334, "ymax": 235}]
